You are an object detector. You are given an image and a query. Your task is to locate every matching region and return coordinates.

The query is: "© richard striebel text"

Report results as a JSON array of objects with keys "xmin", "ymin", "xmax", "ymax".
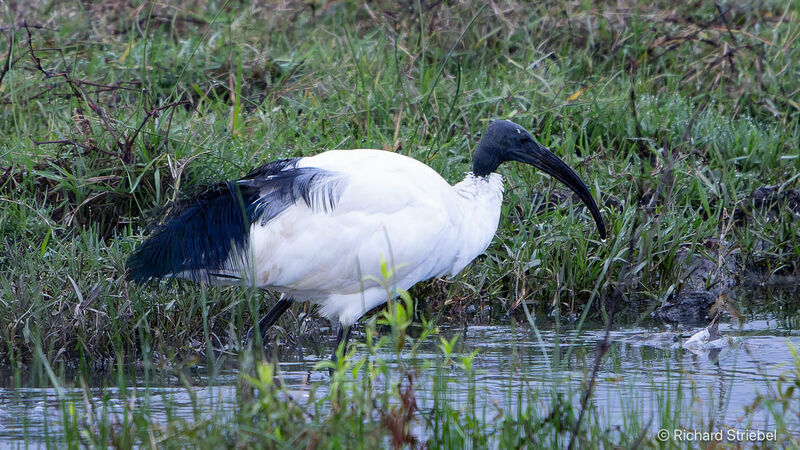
[{"xmin": 657, "ymin": 428, "xmax": 777, "ymax": 442}]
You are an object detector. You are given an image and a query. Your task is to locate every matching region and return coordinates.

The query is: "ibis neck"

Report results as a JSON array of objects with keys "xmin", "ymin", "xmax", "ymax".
[
  {"xmin": 452, "ymin": 172, "xmax": 504, "ymax": 199},
  {"xmin": 447, "ymin": 173, "xmax": 504, "ymax": 275}
]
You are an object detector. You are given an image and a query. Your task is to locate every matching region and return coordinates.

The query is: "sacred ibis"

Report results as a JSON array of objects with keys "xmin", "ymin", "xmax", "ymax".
[{"xmin": 127, "ymin": 119, "xmax": 606, "ymax": 362}]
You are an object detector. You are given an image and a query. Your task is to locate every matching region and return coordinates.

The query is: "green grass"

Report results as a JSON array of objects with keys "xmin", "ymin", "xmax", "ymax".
[{"xmin": 1, "ymin": 0, "xmax": 800, "ymax": 447}]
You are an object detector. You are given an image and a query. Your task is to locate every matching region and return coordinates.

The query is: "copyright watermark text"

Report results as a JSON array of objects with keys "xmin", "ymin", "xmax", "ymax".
[{"xmin": 656, "ymin": 428, "xmax": 778, "ymax": 442}]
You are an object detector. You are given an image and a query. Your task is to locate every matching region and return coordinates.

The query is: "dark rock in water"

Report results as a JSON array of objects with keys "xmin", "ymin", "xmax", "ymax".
[
  {"xmin": 734, "ymin": 186, "xmax": 800, "ymax": 224},
  {"xmin": 655, "ymin": 291, "xmax": 717, "ymax": 326}
]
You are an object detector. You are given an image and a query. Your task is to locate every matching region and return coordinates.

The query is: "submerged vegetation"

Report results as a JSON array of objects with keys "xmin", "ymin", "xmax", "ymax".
[{"xmin": 1, "ymin": 0, "xmax": 799, "ymax": 447}]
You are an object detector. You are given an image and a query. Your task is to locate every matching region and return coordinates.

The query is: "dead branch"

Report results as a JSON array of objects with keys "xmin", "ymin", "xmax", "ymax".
[
  {"xmin": 652, "ymin": 6, "xmax": 733, "ymax": 62},
  {"xmin": 122, "ymin": 99, "xmax": 190, "ymax": 163},
  {"xmin": 0, "ymin": 31, "xmax": 12, "ymax": 87},
  {"xmin": 716, "ymin": 3, "xmax": 740, "ymax": 74},
  {"xmin": 33, "ymin": 139, "xmax": 94, "ymax": 150}
]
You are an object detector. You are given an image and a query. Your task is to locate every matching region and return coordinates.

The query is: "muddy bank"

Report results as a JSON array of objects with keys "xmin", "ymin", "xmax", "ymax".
[
  {"xmin": 658, "ymin": 186, "xmax": 800, "ymax": 324},
  {"xmin": 531, "ymin": 185, "xmax": 800, "ymax": 326}
]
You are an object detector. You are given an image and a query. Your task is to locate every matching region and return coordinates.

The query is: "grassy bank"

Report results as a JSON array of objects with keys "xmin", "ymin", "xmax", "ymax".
[{"xmin": 1, "ymin": 0, "xmax": 799, "ymax": 446}]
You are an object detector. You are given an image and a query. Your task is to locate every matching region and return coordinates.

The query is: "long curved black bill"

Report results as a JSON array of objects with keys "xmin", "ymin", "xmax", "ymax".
[{"xmin": 514, "ymin": 143, "xmax": 607, "ymax": 239}]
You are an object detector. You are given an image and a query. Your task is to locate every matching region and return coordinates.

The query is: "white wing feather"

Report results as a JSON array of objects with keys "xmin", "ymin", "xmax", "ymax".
[{"xmin": 247, "ymin": 150, "xmax": 458, "ymax": 293}]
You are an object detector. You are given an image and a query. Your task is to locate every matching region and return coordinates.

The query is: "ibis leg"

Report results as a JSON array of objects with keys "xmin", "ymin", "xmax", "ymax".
[
  {"xmin": 244, "ymin": 296, "xmax": 293, "ymax": 345},
  {"xmin": 258, "ymin": 297, "xmax": 294, "ymax": 339},
  {"xmin": 330, "ymin": 324, "xmax": 354, "ymax": 367}
]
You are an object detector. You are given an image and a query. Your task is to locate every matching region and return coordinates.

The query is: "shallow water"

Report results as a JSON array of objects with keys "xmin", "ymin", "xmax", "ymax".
[{"xmin": 2, "ymin": 315, "xmax": 799, "ymax": 447}]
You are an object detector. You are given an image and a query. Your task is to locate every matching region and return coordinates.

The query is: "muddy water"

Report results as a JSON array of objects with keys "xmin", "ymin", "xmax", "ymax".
[{"xmin": 2, "ymin": 317, "xmax": 799, "ymax": 446}]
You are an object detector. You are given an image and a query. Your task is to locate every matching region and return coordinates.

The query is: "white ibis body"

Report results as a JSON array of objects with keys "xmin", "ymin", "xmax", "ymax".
[{"xmin": 127, "ymin": 120, "xmax": 606, "ymax": 360}]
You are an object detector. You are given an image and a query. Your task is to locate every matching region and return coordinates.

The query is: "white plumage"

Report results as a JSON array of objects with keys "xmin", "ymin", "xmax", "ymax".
[{"xmin": 245, "ymin": 150, "xmax": 504, "ymax": 326}]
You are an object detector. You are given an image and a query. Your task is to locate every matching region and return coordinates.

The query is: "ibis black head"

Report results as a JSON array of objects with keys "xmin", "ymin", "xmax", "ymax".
[{"xmin": 473, "ymin": 119, "xmax": 607, "ymax": 239}]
